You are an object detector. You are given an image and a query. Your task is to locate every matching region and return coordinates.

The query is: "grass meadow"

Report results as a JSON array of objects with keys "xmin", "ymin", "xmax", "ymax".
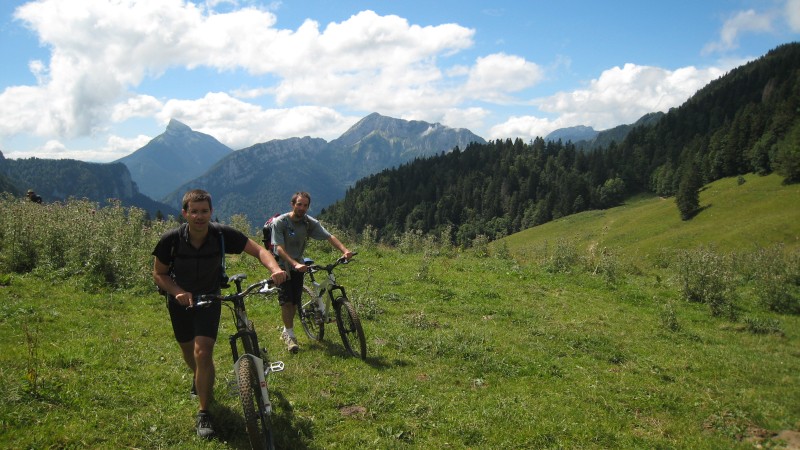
[{"xmin": 1, "ymin": 173, "xmax": 799, "ymax": 449}]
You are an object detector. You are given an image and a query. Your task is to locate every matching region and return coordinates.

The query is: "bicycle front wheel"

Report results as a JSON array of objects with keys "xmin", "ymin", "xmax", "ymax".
[
  {"xmin": 238, "ymin": 356, "xmax": 275, "ymax": 450},
  {"xmin": 299, "ymin": 286, "xmax": 324, "ymax": 341},
  {"xmin": 334, "ymin": 297, "xmax": 367, "ymax": 359}
]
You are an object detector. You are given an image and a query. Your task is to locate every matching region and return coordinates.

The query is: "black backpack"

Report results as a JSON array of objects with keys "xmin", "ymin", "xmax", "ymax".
[{"xmin": 262, "ymin": 213, "xmax": 282, "ymax": 252}]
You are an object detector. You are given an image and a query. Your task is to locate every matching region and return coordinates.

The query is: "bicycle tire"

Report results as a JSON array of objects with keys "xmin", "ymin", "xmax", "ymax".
[
  {"xmin": 299, "ymin": 286, "xmax": 324, "ymax": 341},
  {"xmin": 238, "ymin": 356, "xmax": 275, "ymax": 450},
  {"xmin": 334, "ymin": 297, "xmax": 367, "ymax": 359}
]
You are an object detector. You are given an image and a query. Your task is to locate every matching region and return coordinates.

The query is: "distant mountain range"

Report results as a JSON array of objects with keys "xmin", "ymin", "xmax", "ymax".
[
  {"xmin": 159, "ymin": 113, "xmax": 486, "ymax": 226},
  {"xmin": 0, "ymin": 109, "xmax": 666, "ymax": 226},
  {"xmin": 0, "ymin": 113, "xmax": 486, "ymax": 226},
  {"xmin": 545, "ymin": 112, "xmax": 665, "ymax": 149}
]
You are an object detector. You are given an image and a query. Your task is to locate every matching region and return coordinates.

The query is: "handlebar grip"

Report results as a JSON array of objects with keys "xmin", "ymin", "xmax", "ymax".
[{"xmin": 192, "ymin": 294, "xmax": 217, "ymax": 309}]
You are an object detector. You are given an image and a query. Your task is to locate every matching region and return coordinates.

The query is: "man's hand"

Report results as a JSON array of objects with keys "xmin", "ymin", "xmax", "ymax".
[
  {"xmin": 175, "ymin": 291, "xmax": 194, "ymax": 307},
  {"xmin": 271, "ymin": 269, "xmax": 288, "ymax": 284}
]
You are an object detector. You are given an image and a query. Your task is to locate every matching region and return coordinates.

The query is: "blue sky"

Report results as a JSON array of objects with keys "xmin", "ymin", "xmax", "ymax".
[{"xmin": 1, "ymin": 0, "xmax": 798, "ymax": 162}]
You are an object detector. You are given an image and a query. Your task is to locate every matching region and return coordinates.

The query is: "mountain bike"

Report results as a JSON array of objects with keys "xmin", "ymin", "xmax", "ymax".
[
  {"xmin": 194, "ymin": 274, "xmax": 283, "ymax": 450},
  {"xmin": 297, "ymin": 253, "xmax": 367, "ymax": 359}
]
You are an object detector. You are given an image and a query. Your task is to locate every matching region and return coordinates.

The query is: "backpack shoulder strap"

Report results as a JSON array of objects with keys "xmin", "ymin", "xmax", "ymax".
[{"xmin": 208, "ymin": 222, "xmax": 228, "ymax": 283}]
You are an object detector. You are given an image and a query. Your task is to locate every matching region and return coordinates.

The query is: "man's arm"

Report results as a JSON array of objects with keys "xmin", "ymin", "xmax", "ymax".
[
  {"xmin": 275, "ymin": 243, "xmax": 307, "ymax": 272},
  {"xmin": 328, "ymin": 235, "xmax": 354, "ymax": 259},
  {"xmin": 243, "ymin": 239, "xmax": 287, "ymax": 284}
]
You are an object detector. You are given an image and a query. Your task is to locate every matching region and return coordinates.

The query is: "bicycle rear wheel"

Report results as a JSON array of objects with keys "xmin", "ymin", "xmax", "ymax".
[
  {"xmin": 299, "ymin": 286, "xmax": 324, "ymax": 341},
  {"xmin": 334, "ymin": 297, "xmax": 367, "ymax": 359},
  {"xmin": 238, "ymin": 356, "xmax": 275, "ymax": 450}
]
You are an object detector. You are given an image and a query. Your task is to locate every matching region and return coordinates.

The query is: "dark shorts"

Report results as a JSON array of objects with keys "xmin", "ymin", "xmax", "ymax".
[
  {"xmin": 278, "ymin": 270, "xmax": 305, "ymax": 306},
  {"xmin": 167, "ymin": 297, "xmax": 222, "ymax": 343}
]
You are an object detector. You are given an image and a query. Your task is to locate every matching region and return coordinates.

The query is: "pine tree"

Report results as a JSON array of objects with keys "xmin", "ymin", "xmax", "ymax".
[{"xmin": 676, "ymin": 165, "xmax": 702, "ymax": 220}]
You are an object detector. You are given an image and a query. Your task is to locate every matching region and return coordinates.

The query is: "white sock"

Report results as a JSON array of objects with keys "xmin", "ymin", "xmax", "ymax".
[{"xmin": 283, "ymin": 327, "xmax": 295, "ymax": 338}]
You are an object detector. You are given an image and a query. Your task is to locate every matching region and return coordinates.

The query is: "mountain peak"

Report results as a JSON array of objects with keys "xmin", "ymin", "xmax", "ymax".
[{"xmin": 166, "ymin": 118, "xmax": 192, "ymax": 133}]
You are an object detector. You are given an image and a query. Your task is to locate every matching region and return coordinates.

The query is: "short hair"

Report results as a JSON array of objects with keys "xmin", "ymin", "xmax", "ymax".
[
  {"xmin": 182, "ymin": 189, "xmax": 213, "ymax": 211},
  {"xmin": 291, "ymin": 191, "xmax": 311, "ymax": 205}
]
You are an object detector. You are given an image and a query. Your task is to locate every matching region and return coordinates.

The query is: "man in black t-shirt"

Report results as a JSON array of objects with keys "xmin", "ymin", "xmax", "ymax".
[{"xmin": 152, "ymin": 189, "xmax": 286, "ymax": 439}]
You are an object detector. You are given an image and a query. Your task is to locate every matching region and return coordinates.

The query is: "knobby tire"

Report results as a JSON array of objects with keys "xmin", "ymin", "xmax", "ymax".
[
  {"xmin": 334, "ymin": 297, "xmax": 367, "ymax": 359},
  {"xmin": 238, "ymin": 356, "xmax": 274, "ymax": 450}
]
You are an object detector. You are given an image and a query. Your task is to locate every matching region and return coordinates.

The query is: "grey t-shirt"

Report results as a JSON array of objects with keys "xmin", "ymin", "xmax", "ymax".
[{"xmin": 271, "ymin": 213, "xmax": 331, "ymax": 269}]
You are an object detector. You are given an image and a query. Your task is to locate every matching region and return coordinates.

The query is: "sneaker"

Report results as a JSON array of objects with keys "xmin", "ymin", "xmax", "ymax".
[
  {"xmin": 281, "ymin": 332, "xmax": 299, "ymax": 354},
  {"xmin": 190, "ymin": 379, "xmax": 197, "ymax": 399},
  {"xmin": 196, "ymin": 411, "xmax": 215, "ymax": 439}
]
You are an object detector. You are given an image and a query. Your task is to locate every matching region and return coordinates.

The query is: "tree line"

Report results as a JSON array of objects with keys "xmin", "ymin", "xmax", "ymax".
[{"xmin": 321, "ymin": 43, "xmax": 800, "ymax": 245}]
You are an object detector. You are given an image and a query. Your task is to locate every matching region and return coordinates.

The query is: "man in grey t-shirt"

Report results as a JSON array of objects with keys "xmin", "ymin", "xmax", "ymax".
[{"xmin": 271, "ymin": 191, "xmax": 353, "ymax": 353}]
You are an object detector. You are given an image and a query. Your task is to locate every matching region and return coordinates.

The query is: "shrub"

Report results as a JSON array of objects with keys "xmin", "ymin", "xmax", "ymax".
[
  {"xmin": 471, "ymin": 234, "xmax": 490, "ymax": 258},
  {"xmin": 660, "ymin": 301, "xmax": 681, "ymax": 332},
  {"xmin": 734, "ymin": 244, "xmax": 800, "ymax": 314},
  {"xmin": 544, "ymin": 238, "xmax": 579, "ymax": 273},
  {"xmin": 398, "ymin": 229, "xmax": 425, "ymax": 254},
  {"xmin": 744, "ymin": 317, "xmax": 784, "ymax": 335},
  {"xmin": 676, "ymin": 247, "xmax": 738, "ymax": 319}
]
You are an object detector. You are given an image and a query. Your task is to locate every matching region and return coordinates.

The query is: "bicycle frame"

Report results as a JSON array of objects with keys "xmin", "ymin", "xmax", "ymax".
[
  {"xmin": 305, "ymin": 259, "xmax": 348, "ymax": 322},
  {"xmin": 298, "ymin": 254, "xmax": 367, "ymax": 359}
]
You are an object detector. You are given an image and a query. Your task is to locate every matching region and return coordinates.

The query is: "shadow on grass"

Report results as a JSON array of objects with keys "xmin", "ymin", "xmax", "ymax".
[
  {"xmin": 304, "ymin": 337, "xmax": 399, "ymax": 369},
  {"xmin": 212, "ymin": 390, "xmax": 311, "ymax": 450}
]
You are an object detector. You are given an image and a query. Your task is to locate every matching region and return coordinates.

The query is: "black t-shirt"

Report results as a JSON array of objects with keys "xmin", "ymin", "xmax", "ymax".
[{"xmin": 152, "ymin": 223, "xmax": 248, "ymax": 295}]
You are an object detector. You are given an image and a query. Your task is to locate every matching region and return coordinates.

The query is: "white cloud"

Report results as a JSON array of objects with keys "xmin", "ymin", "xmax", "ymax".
[
  {"xmin": 464, "ymin": 53, "xmax": 544, "ymax": 102},
  {"xmin": 157, "ymin": 92, "xmax": 359, "ymax": 148},
  {"xmin": 489, "ymin": 62, "xmax": 727, "ymax": 141},
  {"xmin": 703, "ymin": 9, "xmax": 774, "ymax": 54},
  {"xmin": 488, "ymin": 115, "xmax": 559, "ymax": 142},
  {"xmin": 541, "ymin": 63, "xmax": 725, "ymax": 128},
  {"xmin": 111, "ymin": 95, "xmax": 163, "ymax": 122},
  {"xmin": 4, "ymin": 134, "xmax": 153, "ymax": 162},
  {"xmin": 788, "ymin": 0, "xmax": 800, "ymax": 31},
  {"xmin": 441, "ymin": 108, "xmax": 490, "ymax": 135},
  {"xmin": 3, "ymin": 1, "xmax": 480, "ymax": 156}
]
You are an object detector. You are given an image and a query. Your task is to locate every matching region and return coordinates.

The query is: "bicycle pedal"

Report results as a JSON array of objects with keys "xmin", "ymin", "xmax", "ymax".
[{"xmin": 268, "ymin": 361, "xmax": 285, "ymax": 373}]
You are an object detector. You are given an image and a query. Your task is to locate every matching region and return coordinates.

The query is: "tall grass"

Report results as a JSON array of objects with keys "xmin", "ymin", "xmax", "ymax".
[{"xmin": 0, "ymin": 194, "xmax": 174, "ymax": 291}]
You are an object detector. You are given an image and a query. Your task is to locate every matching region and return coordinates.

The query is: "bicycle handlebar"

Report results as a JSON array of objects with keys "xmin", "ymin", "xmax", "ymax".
[
  {"xmin": 193, "ymin": 278, "xmax": 279, "ymax": 309},
  {"xmin": 307, "ymin": 252, "xmax": 358, "ymax": 273}
]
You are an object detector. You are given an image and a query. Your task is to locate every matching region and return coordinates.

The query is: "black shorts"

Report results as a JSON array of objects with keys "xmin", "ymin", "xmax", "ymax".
[
  {"xmin": 278, "ymin": 270, "xmax": 305, "ymax": 306},
  {"xmin": 167, "ymin": 297, "xmax": 222, "ymax": 343}
]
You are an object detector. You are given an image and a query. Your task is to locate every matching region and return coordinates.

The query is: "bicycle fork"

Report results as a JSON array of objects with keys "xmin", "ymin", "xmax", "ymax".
[
  {"xmin": 233, "ymin": 355, "xmax": 285, "ymax": 415},
  {"xmin": 229, "ymin": 331, "xmax": 285, "ymax": 416}
]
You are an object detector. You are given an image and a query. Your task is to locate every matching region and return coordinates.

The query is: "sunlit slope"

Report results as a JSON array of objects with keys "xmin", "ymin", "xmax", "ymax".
[{"xmin": 502, "ymin": 173, "xmax": 800, "ymax": 261}]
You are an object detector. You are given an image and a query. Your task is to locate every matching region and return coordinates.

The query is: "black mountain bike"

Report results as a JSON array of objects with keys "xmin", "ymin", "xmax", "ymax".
[
  {"xmin": 297, "ymin": 253, "xmax": 367, "ymax": 359},
  {"xmin": 195, "ymin": 274, "xmax": 283, "ymax": 450}
]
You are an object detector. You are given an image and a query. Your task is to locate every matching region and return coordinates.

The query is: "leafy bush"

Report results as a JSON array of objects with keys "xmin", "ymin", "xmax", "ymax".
[
  {"xmin": 739, "ymin": 244, "xmax": 800, "ymax": 314},
  {"xmin": 544, "ymin": 237, "xmax": 579, "ymax": 273},
  {"xmin": 0, "ymin": 196, "xmax": 173, "ymax": 290},
  {"xmin": 676, "ymin": 246, "xmax": 738, "ymax": 318}
]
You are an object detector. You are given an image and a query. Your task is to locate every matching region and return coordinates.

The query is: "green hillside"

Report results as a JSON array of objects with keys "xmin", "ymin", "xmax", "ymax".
[
  {"xmin": 502, "ymin": 174, "xmax": 800, "ymax": 263},
  {"xmin": 1, "ymin": 187, "xmax": 798, "ymax": 448}
]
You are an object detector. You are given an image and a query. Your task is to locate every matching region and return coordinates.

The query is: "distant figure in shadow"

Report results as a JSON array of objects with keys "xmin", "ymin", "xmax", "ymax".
[{"xmin": 26, "ymin": 189, "xmax": 42, "ymax": 203}]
